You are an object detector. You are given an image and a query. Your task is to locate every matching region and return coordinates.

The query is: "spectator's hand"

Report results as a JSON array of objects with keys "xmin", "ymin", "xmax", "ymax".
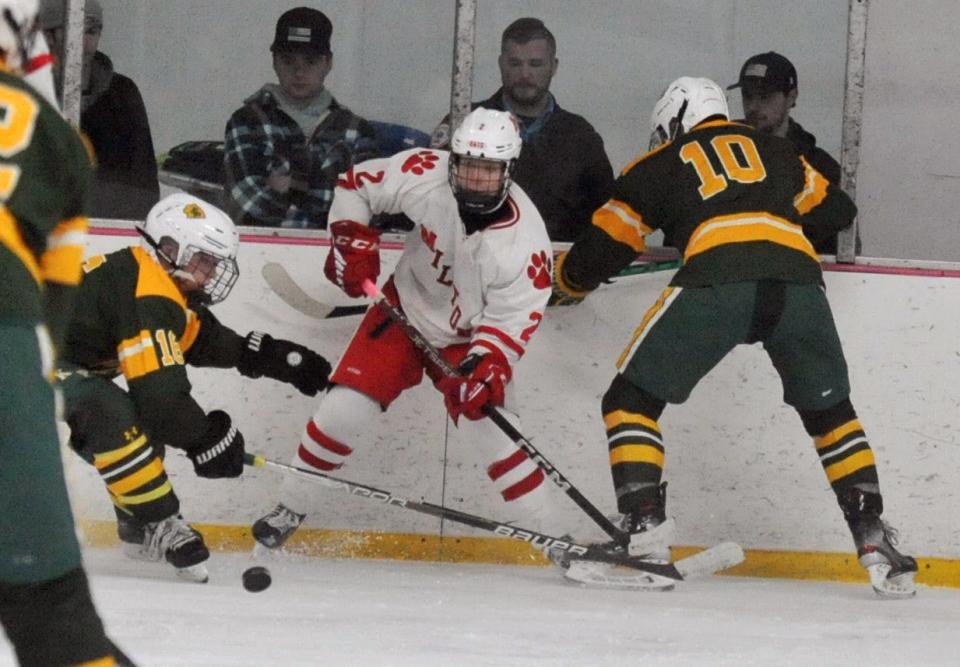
[
  {"xmin": 324, "ymin": 220, "xmax": 381, "ymax": 298},
  {"xmin": 238, "ymin": 332, "xmax": 332, "ymax": 396},
  {"xmin": 267, "ymin": 171, "xmax": 292, "ymax": 193},
  {"xmin": 188, "ymin": 410, "xmax": 245, "ymax": 478},
  {"xmin": 437, "ymin": 352, "xmax": 511, "ymax": 422}
]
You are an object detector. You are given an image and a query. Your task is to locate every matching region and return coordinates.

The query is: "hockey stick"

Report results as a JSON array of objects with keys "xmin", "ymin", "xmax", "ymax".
[
  {"xmin": 244, "ymin": 452, "xmax": 743, "ymax": 581},
  {"xmin": 262, "ymin": 262, "xmax": 368, "ymax": 319},
  {"xmin": 361, "ymin": 279, "xmax": 630, "ymax": 546},
  {"xmin": 611, "ymin": 256, "xmax": 681, "ymax": 279},
  {"xmin": 263, "ymin": 255, "xmax": 680, "ymax": 321}
]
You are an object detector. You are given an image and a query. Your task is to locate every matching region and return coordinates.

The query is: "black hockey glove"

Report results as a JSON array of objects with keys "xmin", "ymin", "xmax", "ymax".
[
  {"xmin": 187, "ymin": 410, "xmax": 245, "ymax": 479},
  {"xmin": 549, "ymin": 251, "xmax": 589, "ymax": 306},
  {"xmin": 238, "ymin": 332, "xmax": 332, "ymax": 396}
]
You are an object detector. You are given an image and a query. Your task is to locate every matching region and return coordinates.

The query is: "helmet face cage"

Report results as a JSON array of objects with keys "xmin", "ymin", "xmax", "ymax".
[
  {"xmin": 140, "ymin": 194, "xmax": 240, "ymax": 305},
  {"xmin": 175, "ymin": 244, "xmax": 239, "ymax": 305},
  {"xmin": 449, "ymin": 107, "xmax": 522, "ymax": 214},
  {"xmin": 448, "ymin": 154, "xmax": 515, "ymax": 214}
]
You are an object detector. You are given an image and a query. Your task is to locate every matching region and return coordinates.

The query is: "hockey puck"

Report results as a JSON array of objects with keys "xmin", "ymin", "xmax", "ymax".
[{"xmin": 242, "ymin": 566, "xmax": 272, "ymax": 592}]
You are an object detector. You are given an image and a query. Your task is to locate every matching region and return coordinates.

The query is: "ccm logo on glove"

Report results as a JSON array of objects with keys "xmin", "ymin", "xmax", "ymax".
[{"xmin": 324, "ymin": 220, "xmax": 381, "ymax": 298}]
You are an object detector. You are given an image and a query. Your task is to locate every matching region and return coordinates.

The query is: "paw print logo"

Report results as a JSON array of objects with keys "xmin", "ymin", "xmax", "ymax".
[
  {"xmin": 526, "ymin": 250, "xmax": 553, "ymax": 290},
  {"xmin": 401, "ymin": 151, "xmax": 440, "ymax": 175}
]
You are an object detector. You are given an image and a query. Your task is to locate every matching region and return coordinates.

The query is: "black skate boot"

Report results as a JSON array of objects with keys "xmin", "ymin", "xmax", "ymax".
[
  {"xmin": 621, "ymin": 483, "xmax": 674, "ymax": 563},
  {"xmin": 123, "ymin": 514, "xmax": 210, "ymax": 583},
  {"xmin": 252, "ymin": 503, "xmax": 306, "ymax": 550},
  {"xmin": 840, "ymin": 487, "xmax": 917, "ymax": 598},
  {"xmin": 115, "ymin": 507, "xmax": 145, "ymax": 548}
]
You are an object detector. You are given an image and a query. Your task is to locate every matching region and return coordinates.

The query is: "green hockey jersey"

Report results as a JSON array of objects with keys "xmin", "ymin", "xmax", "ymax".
[
  {"xmin": 64, "ymin": 246, "xmax": 245, "ymax": 449},
  {"xmin": 0, "ymin": 69, "xmax": 92, "ymax": 343},
  {"xmin": 563, "ymin": 120, "xmax": 856, "ymax": 290}
]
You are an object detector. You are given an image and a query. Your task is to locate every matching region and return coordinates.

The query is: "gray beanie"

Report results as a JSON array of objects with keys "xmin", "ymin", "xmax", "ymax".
[{"xmin": 39, "ymin": 0, "xmax": 103, "ymax": 31}]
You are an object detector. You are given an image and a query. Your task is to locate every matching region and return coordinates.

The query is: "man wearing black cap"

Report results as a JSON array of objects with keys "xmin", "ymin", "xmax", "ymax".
[
  {"xmin": 225, "ymin": 7, "xmax": 379, "ymax": 228},
  {"xmin": 729, "ymin": 52, "xmax": 848, "ymax": 254}
]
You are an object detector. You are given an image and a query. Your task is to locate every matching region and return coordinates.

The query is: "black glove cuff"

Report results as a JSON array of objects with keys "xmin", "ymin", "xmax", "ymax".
[{"xmin": 238, "ymin": 331, "xmax": 270, "ymax": 378}]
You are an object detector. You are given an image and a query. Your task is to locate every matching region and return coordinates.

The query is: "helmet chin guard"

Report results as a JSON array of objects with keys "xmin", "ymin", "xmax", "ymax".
[
  {"xmin": 137, "ymin": 194, "xmax": 240, "ymax": 305},
  {"xmin": 649, "ymin": 76, "xmax": 729, "ymax": 149},
  {"xmin": 449, "ymin": 107, "xmax": 522, "ymax": 214}
]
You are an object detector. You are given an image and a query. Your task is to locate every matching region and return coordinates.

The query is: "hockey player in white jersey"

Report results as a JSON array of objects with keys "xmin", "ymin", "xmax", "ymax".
[{"xmin": 254, "ymin": 108, "xmax": 561, "ymax": 549}]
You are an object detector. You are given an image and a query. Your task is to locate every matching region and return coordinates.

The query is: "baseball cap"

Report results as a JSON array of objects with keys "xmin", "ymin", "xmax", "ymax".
[
  {"xmin": 727, "ymin": 52, "xmax": 797, "ymax": 93},
  {"xmin": 271, "ymin": 7, "xmax": 332, "ymax": 56}
]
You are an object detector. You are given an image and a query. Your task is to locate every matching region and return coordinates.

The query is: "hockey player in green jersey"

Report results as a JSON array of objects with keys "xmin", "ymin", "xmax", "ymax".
[
  {"xmin": 0, "ymin": 1, "xmax": 135, "ymax": 664},
  {"xmin": 552, "ymin": 77, "xmax": 917, "ymax": 598},
  {"xmin": 59, "ymin": 192, "xmax": 332, "ymax": 582}
]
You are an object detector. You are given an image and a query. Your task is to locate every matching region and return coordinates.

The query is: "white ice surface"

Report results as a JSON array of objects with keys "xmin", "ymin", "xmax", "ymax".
[{"xmin": 2, "ymin": 548, "xmax": 957, "ymax": 667}]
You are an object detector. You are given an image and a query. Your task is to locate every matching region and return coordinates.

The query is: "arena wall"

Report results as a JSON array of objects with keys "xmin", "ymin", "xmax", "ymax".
[{"xmin": 66, "ymin": 228, "xmax": 960, "ymax": 587}]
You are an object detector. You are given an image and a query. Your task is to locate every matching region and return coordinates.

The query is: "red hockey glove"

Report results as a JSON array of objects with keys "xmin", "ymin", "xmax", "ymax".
[
  {"xmin": 324, "ymin": 219, "xmax": 380, "ymax": 298},
  {"xmin": 438, "ymin": 351, "xmax": 512, "ymax": 422}
]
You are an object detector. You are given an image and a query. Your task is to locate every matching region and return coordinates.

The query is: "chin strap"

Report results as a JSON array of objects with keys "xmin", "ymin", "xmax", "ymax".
[
  {"xmin": 670, "ymin": 99, "xmax": 689, "ymax": 142},
  {"xmin": 135, "ymin": 226, "xmax": 179, "ymax": 269}
]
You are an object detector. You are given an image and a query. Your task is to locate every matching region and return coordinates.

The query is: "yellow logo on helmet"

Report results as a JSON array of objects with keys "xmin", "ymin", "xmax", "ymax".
[{"xmin": 182, "ymin": 203, "xmax": 206, "ymax": 219}]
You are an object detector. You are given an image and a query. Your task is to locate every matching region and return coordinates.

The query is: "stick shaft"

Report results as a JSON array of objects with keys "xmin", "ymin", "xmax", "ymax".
[
  {"xmin": 360, "ymin": 279, "xmax": 627, "ymax": 544},
  {"xmin": 244, "ymin": 452, "xmax": 682, "ymax": 578}
]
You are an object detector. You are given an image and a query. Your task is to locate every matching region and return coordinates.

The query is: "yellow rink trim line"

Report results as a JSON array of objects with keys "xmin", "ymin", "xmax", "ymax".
[{"xmin": 78, "ymin": 520, "xmax": 960, "ymax": 589}]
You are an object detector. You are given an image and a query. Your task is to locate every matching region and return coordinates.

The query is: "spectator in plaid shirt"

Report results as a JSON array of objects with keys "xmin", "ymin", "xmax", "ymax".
[{"xmin": 224, "ymin": 7, "xmax": 379, "ymax": 228}]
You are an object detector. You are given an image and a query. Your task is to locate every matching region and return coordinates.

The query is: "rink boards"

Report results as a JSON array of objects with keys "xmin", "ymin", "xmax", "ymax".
[{"xmin": 65, "ymin": 226, "xmax": 960, "ymax": 588}]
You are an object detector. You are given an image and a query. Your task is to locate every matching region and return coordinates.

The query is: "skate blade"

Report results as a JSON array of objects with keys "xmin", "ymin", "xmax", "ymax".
[
  {"xmin": 175, "ymin": 563, "xmax": 209, "ymax": 584},
  {"xmin": 866, "ymin": 563, "xmax": 917, "ymax": 599},
  {"xmin": 252, "ymin": 541, "xmax": 283, "ymax": 561},
  {"xmin": 121, "ymin": 542, "xmax": 162, "ymax": 562},
  {"xmin": 564, "ymin": 560, "xmax": 676, "ymax": 591}
]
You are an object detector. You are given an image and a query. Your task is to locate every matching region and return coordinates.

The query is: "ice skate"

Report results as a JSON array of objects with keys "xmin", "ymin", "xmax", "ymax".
[
  {"xmin": 556, "ymin": 485, "xmax": 676, "ymax": 591},
  {"xmin": 621, "ymin": 482, "xmax": 673, "ymax": 564},
  {"xmin": 118, "ymin": 513, "xmax": 210, "ymax": 583},
  {"xmin": 841, "ymin": 488, "xmax": 917, "ymax": 599},
  {"xmin": 252, "ymin": 503, "xmax": 305, "ymax": 550}
]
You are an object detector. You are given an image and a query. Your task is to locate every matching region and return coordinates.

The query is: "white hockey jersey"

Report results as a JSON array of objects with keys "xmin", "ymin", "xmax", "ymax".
[{"xmin": 329, "ymin": 148, "xmax": 553, "ymax": 367}]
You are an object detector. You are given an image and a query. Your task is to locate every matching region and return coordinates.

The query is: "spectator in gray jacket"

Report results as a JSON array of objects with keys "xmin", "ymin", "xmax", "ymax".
[{"xmin": 224, "ymin": 6, "xmax": 378, "ymax": 228}]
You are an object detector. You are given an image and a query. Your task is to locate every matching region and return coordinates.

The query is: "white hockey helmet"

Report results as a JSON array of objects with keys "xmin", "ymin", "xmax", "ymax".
[
  {"xmin": 137, "ymin": 193, "xmax": 240, "ymax": 304},
  {"xmin": 0, "ymin": 0, "xmax": 38, "ymax": 71},
  {"xmin": 449, "ymin": 107, "xmax": 522, "ymax": 214},
  {"xmin": 649, "ymin": 76, "xmax": 729, "ymax": 149}
]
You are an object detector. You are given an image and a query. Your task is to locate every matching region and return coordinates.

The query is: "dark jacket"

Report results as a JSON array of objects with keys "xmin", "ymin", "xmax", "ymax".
[
  {"xmin": 433, "ymin": 89, "xmax": 614, "ymax": 242},
  {"xmin": 787, "ymin": 119, "xmax": 861, "ymax": 254},
  {"xmin": 81, "ymin": 52, "xmax": 160, "ymax": 220},
  {"xmin": 787, "ymin": 118, "xmax": 841, "ymax": 186}
]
